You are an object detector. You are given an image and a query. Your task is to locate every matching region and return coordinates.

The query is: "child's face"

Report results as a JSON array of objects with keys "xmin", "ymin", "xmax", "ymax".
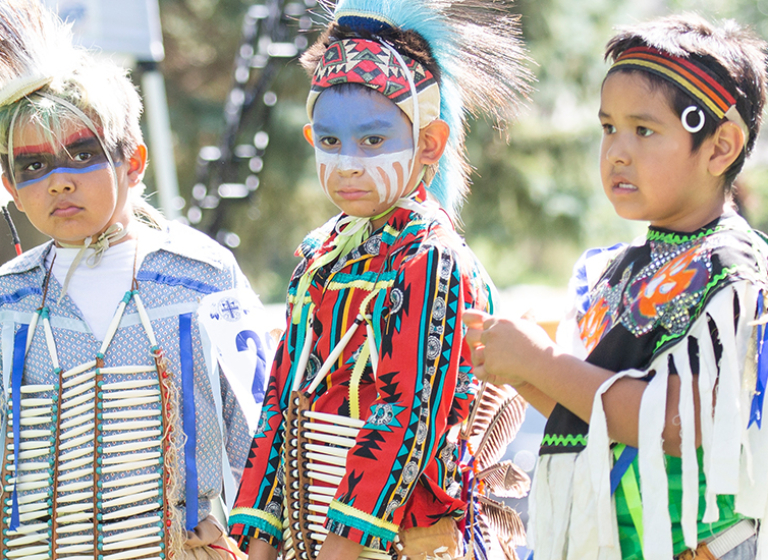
[
  {"xmin": 305, "ymin": 87, "xmax": 419, "ymax": 224},
  {"xmin": 599, "ymin": 71, "xmax": 725, "ymax": 231},
  {"xmin": 2, "ymin": 121, "xmax": 143, "ymax": 245}
]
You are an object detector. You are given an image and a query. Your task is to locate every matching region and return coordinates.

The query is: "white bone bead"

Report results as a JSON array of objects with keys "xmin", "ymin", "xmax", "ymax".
[
  {"xmin": 60, "ymin": 412, "xmax": 93, "ymax": 430},
  {"xmin": 102, "ymin": 389, "xmax": 160, "ymax": 400},
  {"xmin": 307, "ymin": 523, "xmax": 328, "ymax": 533},
  {"xmin": 56, "ymin": 522, "xmax": 94, "ymax": 534},
  {"xmin": 308, "ymin": 504, "xmax": 329, "ymax": 514},
  {"xmin": 101, "ymin": 420, "xmax": 161, "ymax": 432},
  {"xmin": 308, "ymin": 485, "xmax": 336, "ymax": 496},
  {"xmin": 15, "ymin": 417, "xmax": 49, "ymax": 426},
  {"xmin": 60, "ymin": 422, "xmax": 95, "ymax": 441},
  {"xmin": 10, "ymin": 406, "xmax": 51, "ymax": 418},
  {"xmin": 7, "ymin": 439, "xmax": 49, "ymax": 451},
  {"xmin": 55, "ymin": 512, "xmax": 93, "ymax": 524},
  {"xmin": 6, "ymin": 472, "xmax": 49, "ymax": 484},
  {"xmin": 13, "ymin": 448, "xmax": 50, "ymax": 460},
  {"xmin": 62, "ymin": 360, "xmax": 97, "ymax": 379},
  {"xmin": 56, "ymin": 534, "xmax": 93, "ymax": 545},
  {"xmin": 303, "ymin": 410, "xmax": 365, "ymax": 428},
  {"xmin": 101, "ymin": 514, "xmax": 161, "ymax": 532},
  {"xmin": 57, "ymin": 480, "xmax": 93, "ymax": 493},
  {"xmin": 5, "ymin": 532, "xmax": 48, "ymax": 546},
  {"xmin": 5, "ymin": 522, "xmax": 47, "ymax": 535},
  {"xmin": 302, "ymin": 432, "xmax": 356, "ymax": 447},
  {"xmin": 3, "ymin": 480, "xmax": 49, "ymax": 492},
  {"xmin": 18, "ymin": 385, "xmax": 54, "ymax": 394},
  {"xmin": 55, "ymin": 544, "xmax": 94, "ymax": 553},
  {"xmin": 101, "ymin": 429, "xmax": 161, "ymax": 443},
  {"xmin": 102, "ymin": 535, "xmax": 161, "ymax": 550},
  {"xmin": 102, "ymin": 440, "xmax": 159, "ymax": 454},
  {"xmin": 98, "ymin": 366, "xmax": 157, "ymax": 375},
  {"xmin": 62, "ymin": 370, "xmax": 95, "ymax": 389},
  {"xmin": 58, "ymin": 455, "xmax": 94, "ymax": 472},
  {"xmin": 61, "ymin": 391, "xmax": 95, "ymax": 410},
  {"xmin": 19, "ymin": 398, "xmax": 53, "ymax": 407},
  {"xmin": 307, "ymin": 462, "xmax": 346, "ymax": 478},
  {"xmin": 56, "ymin": 502, "xmax": 93, "ymax": 514},
  {"xmin": 13, "ymin": 510, "xmax": 47, "ymax": 522},
  {"xmin": 307, "ymin": 514, "xmax": 326, "ymax": 524},
  {"xmin": 6, "ymin": 461, "xmax": 49, "ymax": 471},
  {"xmin": 308, "ymin": 493, "xmax": 334, "ymax": 505},
  {"xmin": 101, "ymin": 451, "xmax": 160, "ymax": 465},
  {"xmin": 58, "ymin": 445, "xmax": 94, "ymax": 462},
  {"xmin": 19, "ymin": 430, "xmax": 50, "ymax": 439},
  {"xmin": 3, "ymin": 491, "xmax": 47, "ymax": 506},
  {"xmin": 60, "ymin": 401, "xmax": 95, "ymax": 420},
  {"xmin": 58, "ymin": 467, "xmax": 92, "ymax": 481},
  {"xmin": 132, "ymin": 294, "xmax": 158, "ymax": 348},
  {"xmin": 4, "ymin": 498, "xmax": 48, "ymax": 511},
  {"xmin": 101, "ymin": 396, "xmax": 160, "ymax": 409},
  {"xmin": 102, "ymin": 409, "xmax": 160, "ymax": 420},
  {"xmin": 101, "ymin": 459, "xmax": 160, "ymax": 474},
  {"xmin": 101, "ymin": 481, "xmax": 159, "ymax": 501},
  {"xmin": 306, "ymin": 471, "xmax": 343, "ymax": 485},
  {"xmin": 62, "ymin": 380, "xmax": 95, "ymax": 399},
  {"xmin": 101, "ymin": 379, "xmax": 158, "ymax": 391},
  {"xmin": 100, "ymin": 502, "xmax": 160, "ymax": 520},
  {"xmin": 303, "ymin": 422, "xmax": 360, "ymax": 438},
  {"xmin": 56, "ymin": 490, "xmax": 93, "ymax": 503},
  {"xmin": 101, "ymin": 473, "xmax": 160, "ymax": 489},
  {"xmin": 102, "ymin": 526, "xmax": 161, "ymax": 544},
  {"xmin": 306, "ymin": 452, "xmax": 346, "ymax": 467},
  {"xmin": 101, "ymin": 488, "xmax": 159, "ymax": 509},
  {"xmin": 4, "ymin": 545, "xmax": 49, "ymax": 558},
  {"xmin": 59, "ymin": 432, "xmax": 94, "ymax": 450},
  {"xmin": 305, "ymin": 443, "xmax": 349, "ymax": 458},
  {"xmin": 104, "ymin": 546, "xmax": 162, "ymax": 560}
]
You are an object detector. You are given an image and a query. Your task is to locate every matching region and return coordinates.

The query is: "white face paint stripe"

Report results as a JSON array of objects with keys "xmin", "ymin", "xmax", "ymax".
[{"xmin": 314, "ymin": 148, "xmax": 413, "ymax": 205}]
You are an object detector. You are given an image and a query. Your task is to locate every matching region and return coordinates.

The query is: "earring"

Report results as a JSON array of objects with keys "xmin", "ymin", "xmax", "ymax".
[{"xmin": 681, "ymin": 106, "xmax": 705, "ymax": 133}]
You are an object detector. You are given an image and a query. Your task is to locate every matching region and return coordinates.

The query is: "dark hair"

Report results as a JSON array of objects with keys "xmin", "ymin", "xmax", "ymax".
[
  {"xmin": 604, "ymin": 14, "xmax": 767, "ymax": 188},
  {"xmin": 300, "ymin": 22, "xmax": 441, "ymax": 85}
]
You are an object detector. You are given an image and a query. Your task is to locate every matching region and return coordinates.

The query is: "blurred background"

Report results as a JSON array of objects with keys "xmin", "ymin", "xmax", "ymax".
[{"xmin": 4, "ymin": 0, "xmax": 768, "ymax": 549}]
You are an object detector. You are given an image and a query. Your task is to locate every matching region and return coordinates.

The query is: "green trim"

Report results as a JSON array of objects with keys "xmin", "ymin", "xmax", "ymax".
[
  {"xmin": 229, "ymin": 510, "xmax": 283, "ymax": 540},
  {"xmin": 646, "ymin": 226, "xmax": 723, "ymax": 245},
  {"xmin": 327, "ymin": 501, "xmax": 399, "ymax": 542},
  {"xmin": 541, "ymin": 433, "xmax": 587, "ymax": 447},
  {"xmin": 653, "ymin": 265, "xmax": 738, "ymax": 352}
]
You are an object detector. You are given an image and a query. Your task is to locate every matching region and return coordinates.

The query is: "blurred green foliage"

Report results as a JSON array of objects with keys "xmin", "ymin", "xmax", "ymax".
[{"xmin": 148, "ymin": 0, "xmax": 768, "ymax": 301}]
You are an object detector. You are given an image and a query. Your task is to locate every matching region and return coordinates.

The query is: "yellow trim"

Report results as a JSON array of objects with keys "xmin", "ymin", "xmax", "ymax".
[
  {"xmin": 229, "ymin": 507, "xmax": 282, "ymax": 531},
  {"xmin": 329, "ymin": 499, "xmax": 400, "ymax": 533},
  {"xmin": 613, "ymin": 59, "xmax": 725, "ymax": 118},
  {"xmin": 326, "ymin": 278, "xmax": 394, "ymax": 292}
]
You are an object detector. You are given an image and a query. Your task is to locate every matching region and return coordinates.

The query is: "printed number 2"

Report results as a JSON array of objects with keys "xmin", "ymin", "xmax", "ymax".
[{"xmin": 235, "ymin": 330, "xmax": 267, "ymax": 404}]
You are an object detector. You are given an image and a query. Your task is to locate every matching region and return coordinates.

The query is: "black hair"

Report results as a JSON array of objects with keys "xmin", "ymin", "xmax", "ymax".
[{"xmin": 604, "ymin": 14, "xmax": 767, "ymax": 189}]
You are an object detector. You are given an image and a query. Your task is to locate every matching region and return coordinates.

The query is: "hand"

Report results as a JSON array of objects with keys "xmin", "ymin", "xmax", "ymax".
[{"xmin": 463, "ymin": 309, "xmax": 558, "ymax": 388}]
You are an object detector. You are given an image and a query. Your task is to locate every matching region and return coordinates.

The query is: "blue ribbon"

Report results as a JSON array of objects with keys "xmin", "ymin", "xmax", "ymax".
[
  {"xmin": 179, "ymin": 313, "xmax": 198, "ymax": 531},
  {"xmin": 610, "ymin": 445, "xmax": 638, "ymax": 495},
  {"xmin": 749, "ymin": 294, "xmax": 768, "ymax": 428},
  {"xmin": 10, "ymin": 323, "xmax": 28, "ymax": 530}
]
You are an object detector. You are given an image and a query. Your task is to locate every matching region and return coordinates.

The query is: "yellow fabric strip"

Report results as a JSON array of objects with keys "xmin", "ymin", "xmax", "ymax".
[{"xmin": 329, "ymin": 499, "xmax": 400, "ymax": 534}]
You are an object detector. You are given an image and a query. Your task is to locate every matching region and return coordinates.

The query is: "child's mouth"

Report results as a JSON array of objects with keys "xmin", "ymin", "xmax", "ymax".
[
  {"xmin": 613, "ymin": 182, "xmax": 638, "ymax": 192},
  {"xmin": 51, "ymin": 205, "xmax": 82, "ymax": 217}
]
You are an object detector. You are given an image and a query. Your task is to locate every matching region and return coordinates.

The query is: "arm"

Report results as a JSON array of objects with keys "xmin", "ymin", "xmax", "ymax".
[{"xmin": 463, "ymin": 309, "xmax": 700, "ymax": 455}]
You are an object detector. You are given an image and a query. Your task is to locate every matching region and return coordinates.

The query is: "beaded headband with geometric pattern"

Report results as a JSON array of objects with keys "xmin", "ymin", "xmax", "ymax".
[{"xmin": 609, "ymin": 46, "xmax": 750, "ymax": 141}]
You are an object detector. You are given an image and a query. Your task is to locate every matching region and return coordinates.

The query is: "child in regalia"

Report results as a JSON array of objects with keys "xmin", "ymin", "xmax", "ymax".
[
  {"xmin": 465, "ymin": 14, "xmax": 768, "ymax": 560},
  {"xmin": 229, "ymin": 1, "xmax": 532, "ymax": 559},
  {"xmin": 0, "ymin": 2, "xmax": 269, "ymax": 558}
]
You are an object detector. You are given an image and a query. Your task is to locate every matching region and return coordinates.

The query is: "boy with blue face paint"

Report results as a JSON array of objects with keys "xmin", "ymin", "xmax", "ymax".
[
  {"xmin": 0, "ymin": 2, "xmax": 270, "ymax": 559},
  {"xmin": 229, "ymin": 1, "xmax": 532, "ymax": 560}
]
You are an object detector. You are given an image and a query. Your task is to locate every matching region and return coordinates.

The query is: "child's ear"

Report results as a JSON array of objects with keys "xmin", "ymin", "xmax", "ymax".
[
  {"xmin": 126, "ymin": 144, "xmax": 148, "ymax": 187},
  {"xmin": 303, "ymin": 124, "xmax": 315, "ymax": 147},
  {"xmin": 2, "ymin": 176, "xmax": 22, "ymax": 212},
  {"xmin": 707, "ymin": 121, "xmax": 745, "ymax": 178},
  {"xmin": 418, "ymin": 120, "xmax": 450, "ymax": 165}
]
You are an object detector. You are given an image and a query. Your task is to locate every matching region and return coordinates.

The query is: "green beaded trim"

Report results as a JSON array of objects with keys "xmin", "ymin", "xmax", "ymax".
[
  {"xmin": 541, "ymin": 433, "xmax": 587, "ymax": 447},
  {"xmin": 646, "ymin": 226, "xmax": 723, "ymax": 245}
]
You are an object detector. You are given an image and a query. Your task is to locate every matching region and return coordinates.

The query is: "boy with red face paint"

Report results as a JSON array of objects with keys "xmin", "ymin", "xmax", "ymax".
[
  {"xmin": 228, "ymin": 1, "xmax": 532, "ymax": 559},
  {"xmin": 0, "ymin": 2, "xmax": 270, "ymax": 559},
  {"xmin": 464, "ymin": 14, "xmax": 768, "ymax": 560}
]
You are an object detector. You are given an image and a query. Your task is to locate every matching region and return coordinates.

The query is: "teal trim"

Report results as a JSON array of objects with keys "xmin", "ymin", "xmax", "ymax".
[
  {"xmin": 326, "ymin": 505, "xmax": 398, "ymax": 542},
  {"xmin": 229, "ymin": 512, "xmax": 282, "ymax": 540}
]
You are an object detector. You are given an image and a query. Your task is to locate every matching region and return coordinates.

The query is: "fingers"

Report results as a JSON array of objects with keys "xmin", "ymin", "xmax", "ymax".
[{"xmin": 462, "ymin": 309, "xmax": 489, "ymax": 329}]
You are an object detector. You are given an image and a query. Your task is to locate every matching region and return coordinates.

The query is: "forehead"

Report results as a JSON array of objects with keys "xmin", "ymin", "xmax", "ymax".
[
  {"xmin": 601, "ymin": 71, "xmax": 675, "ymax": 115},
  {"xmin": 12, "ymin": 120, "xmax": 98, "ymax": 156},
  {"xmin": 312, "ymin": 87, "xmax": 412, "ymax": 134}
]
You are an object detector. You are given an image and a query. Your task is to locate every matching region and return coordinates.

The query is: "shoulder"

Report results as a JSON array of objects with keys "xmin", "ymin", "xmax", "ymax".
[
  {"xmin": 0, "ymin": 241, "xmax": 52, "ymax": 278},
  {"xmin": 295, "ymin": 215, "xmax": 337, "ymax": 260},
  {"xmin": 144, "ymin": 221, "xmax": 238, "ymax": 271}
]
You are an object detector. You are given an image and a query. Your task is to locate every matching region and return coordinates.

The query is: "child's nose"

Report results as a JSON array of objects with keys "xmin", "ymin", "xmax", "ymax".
[
  {"xmin": 606, "ymin": 136, "xmax": 631, "ymax": 166},
  {"xmin": 336, "ymin": 155, "xmax": 365, "ymax": 177},
  {"xmin": 47, "ymin": 170, "xmax": 76, "ymax": 194}
]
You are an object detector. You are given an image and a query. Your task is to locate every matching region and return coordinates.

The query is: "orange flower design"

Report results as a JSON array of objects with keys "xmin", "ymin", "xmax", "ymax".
[
  {"xmin": 637, "ymin": 247, "xmax": 700, "ymax": 318},
  {"xmin": 579, "ymin": 296, "xmax": 611, "ymax": 352}
]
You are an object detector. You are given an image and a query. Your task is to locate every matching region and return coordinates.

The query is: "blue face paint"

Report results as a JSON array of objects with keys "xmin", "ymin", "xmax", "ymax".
[{"xmin": 12, "ymin": 135, "xmax": 117, "ymax": 189}]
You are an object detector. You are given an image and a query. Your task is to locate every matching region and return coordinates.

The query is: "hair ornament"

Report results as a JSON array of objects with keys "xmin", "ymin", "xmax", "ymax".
[
  {"xmin": 310, "ymin": 0, "xmax": 533, "ymax": 217},
  {"xmin": 681, "ymin": 106, "xmax": 705, "ymax": 133},
  {"xmin": 610, "ymin": 46, "xmax": 749, "ymax": 143}
]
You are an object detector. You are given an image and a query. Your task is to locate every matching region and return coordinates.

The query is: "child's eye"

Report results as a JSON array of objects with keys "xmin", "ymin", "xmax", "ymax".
[
  {"xmin": 319, "ymin": 137, "xmax": 339, "ymax": 149},
  {"xmin": 602, "ymin": 123, "xmax": 615, "ymax": 135},
  {"xmin": 73, "ymin": 151, "xmax": 93, "ymax": 163},
  {"xmin": 22, "ymin": 161, "xmax": 44, "ymax": 173},
  {"xmin": 363, "ymin": 136, "xmax": 384, "ymax": 147},
  {"xmin": 637, "ymin": 127, "xmax": 654, "ymax": 137}
]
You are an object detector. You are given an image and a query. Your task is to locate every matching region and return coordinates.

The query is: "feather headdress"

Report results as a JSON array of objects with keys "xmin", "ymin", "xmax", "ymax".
[{"xmin": 309, "ymin": 0, "xmax": 533, "ymax": 218}]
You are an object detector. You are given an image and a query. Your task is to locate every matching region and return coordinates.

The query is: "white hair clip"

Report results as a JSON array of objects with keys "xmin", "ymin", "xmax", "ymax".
[{"xmin": 682, "ymin": 106, "xmax": 706, "ymax": 133}]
